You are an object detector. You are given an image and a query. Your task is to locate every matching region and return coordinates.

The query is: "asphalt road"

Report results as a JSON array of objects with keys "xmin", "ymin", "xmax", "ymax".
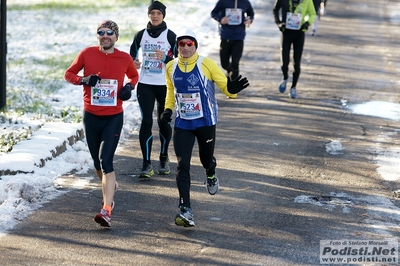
[{"xmin": 1, "ymin": 0, "xmax": 400, "ymax": 265}]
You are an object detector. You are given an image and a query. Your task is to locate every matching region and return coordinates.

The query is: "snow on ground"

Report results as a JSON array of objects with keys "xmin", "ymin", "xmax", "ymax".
[
  {"xmin": 304, "ymin": 101, "xmax": 400, "ymax": 239},
  {"xmin": 1, "ymin": 0, "xmax": 400, "ymax": 239},
  {"xmin": 352, "ymin": 101, "xmax": 400, "ymax": 121}
]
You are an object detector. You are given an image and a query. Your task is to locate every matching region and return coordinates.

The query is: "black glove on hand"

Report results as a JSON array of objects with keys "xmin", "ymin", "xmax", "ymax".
[
  {"xmin": 227, "ymin": 75, "xmax": 250, "ymax": 94},
  {"xmin": 301, "ymin": 22, "xmax": 310, "ymax": 30},
  {"xmin": 160, "ymin": 108, "xmax": 172, "ymax": 124},
  {"xmin": 80, "ymin": 75, "xmax": 101, "ymax": 87},
  {"xmin": 278, "ymin": 22, "xmax": 286, "ymax": 32},
  {"xmin": 119, "ymin": 83, "xmax": 133, "ymax": 101}
]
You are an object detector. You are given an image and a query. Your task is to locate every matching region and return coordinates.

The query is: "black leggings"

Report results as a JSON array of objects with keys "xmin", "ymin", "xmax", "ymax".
[
  {"xmin": 173, "ymin": 125, "xmax": 217, "ymax": 209},
  {"xmin": 137, "ymin": 83, "xmax": 172, "ymax": 162},
  {"xmin": 220, "ymin": 39, "xmax": 244, "ymax": 80},
  {"xmin": 83, "ymin": 111, "xmax": 123, "ymax": 174},
  {"xmin": 280, "ymin": 30, "xmax": 305, "ymax": 88}
]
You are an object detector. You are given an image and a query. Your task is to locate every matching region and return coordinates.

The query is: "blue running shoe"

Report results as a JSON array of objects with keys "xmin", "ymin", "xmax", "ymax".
[
  {"xmin": 175, "ymin": 207, "xmax": 195, "ymax": 227},
  {"xmin": 289, "ymin": 87, "xmax": 297, "ymax": 98},
  {"xmin": 279, "ymin": 78, "xmax": 288, "ymax": 93}
]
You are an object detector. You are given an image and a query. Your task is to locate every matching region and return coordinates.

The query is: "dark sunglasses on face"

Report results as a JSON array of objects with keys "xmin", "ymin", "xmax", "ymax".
[
  {"xmin": 97, "ymin": 30, "xmax": 114, "ymax": 36},
  {"xmin": 178, "ymin": 40, "xmax": 195, "ymax": 47}
]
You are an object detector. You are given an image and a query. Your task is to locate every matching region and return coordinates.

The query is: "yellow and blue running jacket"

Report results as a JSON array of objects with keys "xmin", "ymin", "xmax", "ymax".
[{"xmin": 165, "ymin": 52, "xmax": 236, "ymax": 130}]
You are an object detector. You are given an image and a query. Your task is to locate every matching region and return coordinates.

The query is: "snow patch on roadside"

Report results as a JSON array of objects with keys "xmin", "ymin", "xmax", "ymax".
[
  {"xmin": 295, "ymin": 192, "xmax": 400, "ymax": 237},
  {"xmin": 365, "ymin": 130, "xmax": 400, "ymax": 182},
  {"xmin": 316, "ymin": 101, "xmax": 400, "ymax": 237},
  {"xmin": 326, "ymin": 139, "xmax": 344, "ymax": 155},
  {"xmin": 372, "ymin": 142, "xmax": 400, "ymax": 182},
  {"xmin": 0, "ymin": 141, "xmax": 92, "ymax": 238},
  {"xmin": 351, "ymin": 101, "xmax": 400, "ymax": 121},
  {"xmin": 351, "ymin": 101, "xmax": 400, "ymax": 182},
  {"xmin": 295, "ymin": 192, "xmax": 353, "ymax": 213}
]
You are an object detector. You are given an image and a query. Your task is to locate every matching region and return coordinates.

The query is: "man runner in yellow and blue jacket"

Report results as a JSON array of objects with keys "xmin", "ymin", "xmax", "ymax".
[{"xmin": 160, "ymin": 29, "xmax": 249, "ymax": 227}]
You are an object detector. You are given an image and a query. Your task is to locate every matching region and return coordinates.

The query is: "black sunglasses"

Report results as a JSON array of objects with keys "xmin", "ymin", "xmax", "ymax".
[{"xmin": 97, "ymin": 30, "xmax": 114, "ymax": 36}]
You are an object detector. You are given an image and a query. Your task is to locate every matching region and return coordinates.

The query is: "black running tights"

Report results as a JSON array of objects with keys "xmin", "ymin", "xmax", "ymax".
[
  {"xmin": 83, "ymin": 111, "xmax": 123, "ymax": 174},
  {"xmin": 220, "ymin": 39, "xmax": 244, "ymax": 80},
  {"xmin": 174, "ymin": 125, "xmax": 217, "ymax": 209},
  {"xmin": 280, "ymin": 30, "xmax": 305, "ymax": 88},
  {"xmin": 137, "ymin": 83, "xmax": 172, "ymax": 163}
]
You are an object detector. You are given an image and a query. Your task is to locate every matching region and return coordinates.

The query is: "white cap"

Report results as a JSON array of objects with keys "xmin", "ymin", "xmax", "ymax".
[{"xmin": 176, "ymin": 29, "xmax": 198, "ymax": 48}]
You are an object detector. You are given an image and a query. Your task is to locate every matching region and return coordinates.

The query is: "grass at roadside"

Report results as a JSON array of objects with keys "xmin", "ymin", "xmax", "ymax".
[
  {"xmin": 8, "ymin": 0, "xmax": 168, "ymax": 11},
  {"xmin": 1, "ymin": 0, "xmax": 179, "ymax": 154},
  {"xmin": 6, "ymin": 51, "xmax": 79, "ymax": 115}
]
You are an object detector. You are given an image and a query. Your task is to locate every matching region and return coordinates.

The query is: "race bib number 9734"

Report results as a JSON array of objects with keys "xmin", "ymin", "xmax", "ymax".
[{"xmin": 91, "ymin": 79, "xmax": 118, "ymax": 106}]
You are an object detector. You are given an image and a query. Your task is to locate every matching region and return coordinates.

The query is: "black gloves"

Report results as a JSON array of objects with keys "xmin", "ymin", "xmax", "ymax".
[
  {"xmin": 119, "ymin": 83, "xmax": 133, "ymax": 101},
  {"xmin": 160, "ymin": 108, "xmax": 172, "ymax": 124},
  {"xmin": 278, "ymin": 22, "xmax": 286, "ymax": 32},
  {"xmin": 301, "ymin": 22, "xmax": 310, "ymax": 30},
  {"xmin": 227, "ymin": 75, "xmax": 250, "ymax": 94},
  {"xmin": 80, "ymin": 75, "xmax": 101, "ymax": 87}
]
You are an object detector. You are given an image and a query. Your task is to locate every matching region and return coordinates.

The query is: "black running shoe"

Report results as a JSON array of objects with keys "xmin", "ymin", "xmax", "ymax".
[{"xmin": 205, "ymin": 175, "xmax": 219, "ymax": 195}]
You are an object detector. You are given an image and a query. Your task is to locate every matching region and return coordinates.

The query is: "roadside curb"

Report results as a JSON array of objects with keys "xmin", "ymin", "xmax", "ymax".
[{"xmin": 0, "ymin": 122, "xmax": 84, "ymax": 175}]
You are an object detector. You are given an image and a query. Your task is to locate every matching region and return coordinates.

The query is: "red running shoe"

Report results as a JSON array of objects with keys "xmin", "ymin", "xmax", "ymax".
[{"xmin": 94, "ymin": 208, "xmax": 111, "ymax": 227}]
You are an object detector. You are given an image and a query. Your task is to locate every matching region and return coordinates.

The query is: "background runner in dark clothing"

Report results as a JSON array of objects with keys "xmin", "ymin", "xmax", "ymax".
[
  {"xmin": 211, "ymin": 0, "xmax": 254, "ymax": 99},
  {"xmin": 312, "ymin": 0, "xmax": 322, "ymax": 36},
  {"xmin": 273, "ymin": 0, "xmax": 316, "ymax": 98}
]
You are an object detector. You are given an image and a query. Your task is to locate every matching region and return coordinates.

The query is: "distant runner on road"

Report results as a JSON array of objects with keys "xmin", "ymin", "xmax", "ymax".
[
  {"xmin": 273, "ymin": 0, "xmax": 316, "ymax": 98},
  {"xmin": 211, "ymin": 0, "xmax": 254, "ymax": 99}
]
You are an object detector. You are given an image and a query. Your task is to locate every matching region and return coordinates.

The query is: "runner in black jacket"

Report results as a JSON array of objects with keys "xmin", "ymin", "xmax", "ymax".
[{"xmin": 211, "ymin": 0, "xmax": 254, "ymax": 99}]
